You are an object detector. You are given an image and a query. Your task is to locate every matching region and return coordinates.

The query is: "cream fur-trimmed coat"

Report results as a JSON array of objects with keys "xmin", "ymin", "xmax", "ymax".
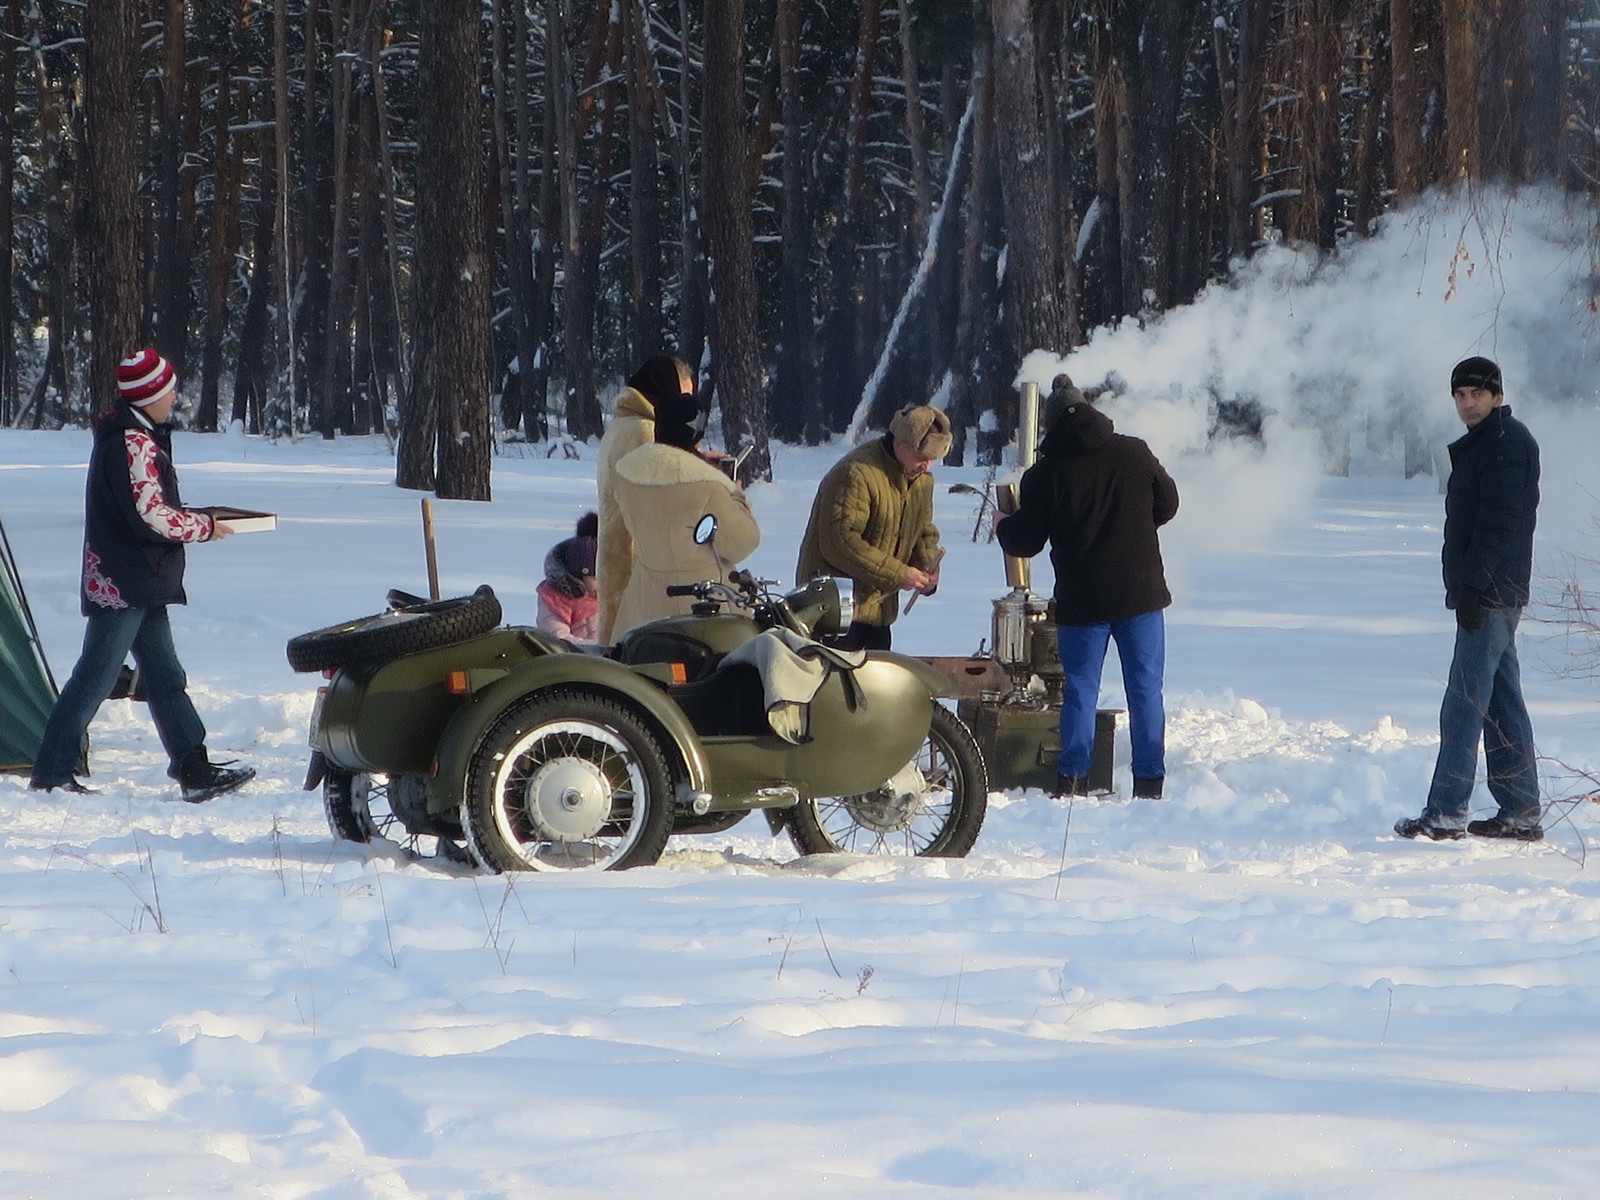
[
  {"xmin": 595, "ymin": 386, "xmax": 655, "ymax": 643},
  {"xmin": 609, "ymin": 441, "xmax": 762, "ymax": 637}
]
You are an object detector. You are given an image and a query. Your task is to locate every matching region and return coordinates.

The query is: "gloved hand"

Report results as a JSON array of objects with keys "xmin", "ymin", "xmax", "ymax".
[{"xmin": 1456, "ymin": 586, "xmax": 1486, "ymax": 633}]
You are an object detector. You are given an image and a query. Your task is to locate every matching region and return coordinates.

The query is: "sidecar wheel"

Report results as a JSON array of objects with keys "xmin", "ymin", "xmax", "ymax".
[
  {"xmin": 324, "ymin": 770, "xmax": 467, "ymax": 862},
  {"xmin": 788, "ymin": 704, "xmax": 988, "ymax": 858},
  {"xmin": 286, "ymin": 586, "xmax": 502, "ymax": 673},
  {"xmin": 461, "ymin": 690, "xmax": 674, "ymax": 872}
]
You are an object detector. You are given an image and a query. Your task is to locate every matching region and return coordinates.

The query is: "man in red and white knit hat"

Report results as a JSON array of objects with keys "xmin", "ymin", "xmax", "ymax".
[{"xmin": 28, "ymin": 349, "xmax": 255, "ymax": 803}]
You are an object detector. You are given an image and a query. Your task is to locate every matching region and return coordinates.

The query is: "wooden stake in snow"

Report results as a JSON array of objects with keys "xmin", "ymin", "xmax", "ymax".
[{"xmin": 421, "ymin": 498, "xmax": 441, "ymax": 600}]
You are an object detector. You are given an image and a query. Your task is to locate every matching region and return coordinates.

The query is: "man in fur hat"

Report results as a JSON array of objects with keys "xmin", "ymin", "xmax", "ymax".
[{"xmin": 796, "ymin": 404, "xmax": 951, "ymax": 651}]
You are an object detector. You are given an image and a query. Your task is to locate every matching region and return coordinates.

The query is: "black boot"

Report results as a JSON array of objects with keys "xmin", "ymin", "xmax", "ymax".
[
  {"xmin": 28, "ymin": 777, "xmax": 97, "ymax": 795},
  {"xmin": 1466, "ymin": 815, "xmax": 1544, "ymax": 842},
  {"xmin": 1055, "ymin": 774, "xmax": 1087, "ymax": 798},
  {"xmin": 1132, "ymin": 776, "xmax": 1164, "ymax": 800},
  {"xmin": 1394, "ymin": 814, "xmax": 1466, "ymax": 841},
  {"xmin": 174, "ymin": 747, "xmax": 256, "ymax": 804}
]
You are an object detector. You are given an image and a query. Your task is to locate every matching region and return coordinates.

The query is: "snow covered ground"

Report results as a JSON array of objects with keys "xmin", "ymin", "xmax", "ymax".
[{"xmin": 4, "ymin": 190, "xmax": 1600, "ymax": 1197}]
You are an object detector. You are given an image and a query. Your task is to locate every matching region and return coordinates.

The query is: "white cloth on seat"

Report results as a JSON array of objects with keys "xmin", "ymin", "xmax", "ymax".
[{"xmin": 721, "ymin": 628, "xmax": 867, "ymax": 743}]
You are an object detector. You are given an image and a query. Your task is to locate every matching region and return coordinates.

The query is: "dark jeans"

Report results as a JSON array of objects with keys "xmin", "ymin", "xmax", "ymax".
[
  {"xmin": 30, "ymin": 604, "xmax": 206, "ymax": 786},
  {"xmin": 1056, "ymin": 610, "xmax": 1166, "ymax": 781},
  {"xmin": 1424, "ymin": 605, "xmax": 1539, "ymax": 827}
]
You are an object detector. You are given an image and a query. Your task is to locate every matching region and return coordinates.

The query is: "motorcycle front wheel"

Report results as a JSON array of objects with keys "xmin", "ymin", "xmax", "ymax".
[
  {"xmin": 788, "ymin": 704, "xmax": 988, "ymax": 857},
  {"xmin": 461, "ymin": 689, "xmax": 674, "ymax": 872}
]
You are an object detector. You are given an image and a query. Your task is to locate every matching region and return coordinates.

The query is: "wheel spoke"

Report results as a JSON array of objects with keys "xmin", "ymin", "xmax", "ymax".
[{"xmin": 791, "ymin": 707, "xmax": 987, "ymax": 859}]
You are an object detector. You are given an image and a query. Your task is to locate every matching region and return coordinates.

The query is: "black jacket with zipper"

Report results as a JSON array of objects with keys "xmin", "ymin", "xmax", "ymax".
[{"xmin": 1442, "ymin": 404, "xmax": 1539, "ymax": 610}]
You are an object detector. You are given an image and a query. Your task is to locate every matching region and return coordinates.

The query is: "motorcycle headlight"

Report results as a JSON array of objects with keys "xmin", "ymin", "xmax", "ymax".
[
  {"xmin": 780, "ymin": 576, "xmax": 853, "ymax": 639},
  {"xmin": 831, "ymin": 577, "xmax": 854, "ymax": 635}
]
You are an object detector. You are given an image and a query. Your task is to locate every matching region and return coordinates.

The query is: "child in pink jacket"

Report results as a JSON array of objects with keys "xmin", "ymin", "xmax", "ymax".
[{"xmin": 537, "ymin": 513, "xmax": 599, "ymax": 644}]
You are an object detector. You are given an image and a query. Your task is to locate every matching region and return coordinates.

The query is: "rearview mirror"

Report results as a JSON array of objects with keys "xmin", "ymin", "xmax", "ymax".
[{"xmin": 693, "ymin": 513, "xmax": 718, "ymax": 545}]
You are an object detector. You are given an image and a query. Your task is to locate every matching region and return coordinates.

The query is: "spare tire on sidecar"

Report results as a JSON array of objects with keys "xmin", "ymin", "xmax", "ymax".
[{"xmin": 286, "ymin": 585, "xmax": 502, "ymax": 672}]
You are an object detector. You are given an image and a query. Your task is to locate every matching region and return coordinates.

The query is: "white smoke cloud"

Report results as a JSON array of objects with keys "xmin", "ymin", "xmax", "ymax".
[{"xmin": 1017, "ymin": 184, "xmax": 1600, "ymax": 567}]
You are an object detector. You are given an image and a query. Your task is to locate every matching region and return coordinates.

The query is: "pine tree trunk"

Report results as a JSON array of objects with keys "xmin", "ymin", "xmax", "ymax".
[
  {"xmin": 368, "ymin": 6, "xmax": 408, "ymax": 415},
  {"xmin": 526, "ymin": 6, "xmax": 559, "ymax": 441},
  {"xmin": 1443, "ymin": 0, "xmax": 1479, "ymax": 178},
  {"xmin": 818, "ymin": 0, "xmax": 881, "ymax": 433},
  {"xmin": 318, "ymin": 0, "xmax": 363, "ymax": 438},
  {"xmin": 1285, "ymin": 0, "xmax": 1344, "ymax": 249},
  {"xmin": 771, "ymin": 0, "xmax": 820, "ymax": 443},
  {"xmin": 1391, "ymin": 0, "xmax": 1423, "ymax": 199},
  {"xmin": 198, "ymin": 7, "xmax": 241, "ymax": 433},
  {"xmin": 154, "ymin": 0, "xmax": 191, "ymax": 374},
  {"xmin": 552, "ymin": 1, "xmax": 621, "ymax": 441},
  {"xmin": 667, "ymin": 0, "xmax": 708, "ymax": 383},
  {"xmin": 1114, "ymin": 1, "xmax": 1192, "ymax": 317},
  {"xmin": 702, "ymin": 0, "xmax": 770, "ymax": 478},
  {"xmin": 1525, "ymin": 0, "xmax": 1564, "ymax": 180},
  {"xmin": 403, "ymin": 0, "xmax": 492, "ymax": 500},
  {"xmin": 0, "ymin": 2, "xmax": 17, "ymax": 423},
  {"xmin": 624, "ymin": 0, "xmax": 664, "ymax": 367},
  {"xmin": 990, "ymin": 0, "xmax": 1069, "ymax": 358},
  {"xmin": 83, "ymin": 0, "xmax": 143, "ymax": 413},
  {"xmin": 1217, "ymin": 0, "xmax": 1269, "ymax": 258}
]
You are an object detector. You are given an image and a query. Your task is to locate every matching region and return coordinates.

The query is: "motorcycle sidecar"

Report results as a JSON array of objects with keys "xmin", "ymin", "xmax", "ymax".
[{"xmin": 290, "ymin": 585, "xmax": 987, "ymax": 872}]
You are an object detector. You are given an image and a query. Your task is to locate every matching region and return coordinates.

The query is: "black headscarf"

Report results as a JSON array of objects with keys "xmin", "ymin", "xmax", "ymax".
[
  {"xmin": 627, "ymin": 356, "xmax": 690, "ymax": 408},
  {"xmin": 654, "ymin": 388, "xmax": 704, "ymax": 450},
  {"xmin": 629, "ymin": 355, "xmax": 704, "ymax": 449}
]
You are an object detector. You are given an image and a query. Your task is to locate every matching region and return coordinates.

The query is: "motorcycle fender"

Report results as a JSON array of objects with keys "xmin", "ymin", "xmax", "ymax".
[
  {"xmin": 425, "ymin": 655, "xmax": 710, "ymax": 816},
  {"xmin": 302, "ymin": 750, "xmax": 327, "ymax": 792},
  {"xmin": 873, "ymin": 650, "xmax": 951, "ymax": 699}
]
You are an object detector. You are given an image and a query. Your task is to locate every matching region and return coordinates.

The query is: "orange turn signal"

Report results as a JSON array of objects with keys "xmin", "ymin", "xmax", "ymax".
[
  {"xmin": 670, "ymin": 662, "xmax": 688, "ymax": 685},
  {"xmin": 445, "ymin": 670, "xmax": 471, "ymax": 694}
]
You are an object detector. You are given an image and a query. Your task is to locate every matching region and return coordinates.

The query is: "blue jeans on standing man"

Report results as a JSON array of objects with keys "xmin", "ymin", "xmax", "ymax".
[
  {"xmin": 1056, "ymin": 609, "xmax": 1166, "ymax": 782},
  {"xmin": 1423, "ymin": 604, "xmax": 1539, "ymax": 829},
  {"xmin": 30, "ymin": 604, "xmax": 206, "ymax": 787}
]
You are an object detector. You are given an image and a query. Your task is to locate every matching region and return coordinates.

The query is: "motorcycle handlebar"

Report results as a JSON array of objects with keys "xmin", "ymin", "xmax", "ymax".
[{"xmin": 664, "ymin": 584, "xmax": 703, "ymax": 598}]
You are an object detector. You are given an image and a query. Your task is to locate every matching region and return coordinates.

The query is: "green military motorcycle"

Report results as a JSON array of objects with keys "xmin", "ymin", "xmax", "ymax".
[{"xmin": 288, "ymin": 517, "xmax": 988, "ymax": 871}]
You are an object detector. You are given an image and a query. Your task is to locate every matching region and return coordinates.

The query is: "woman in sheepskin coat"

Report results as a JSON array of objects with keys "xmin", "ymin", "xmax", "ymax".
[
  {"xmin": 596, "ymin": 358, "xmax": 688, "ymax": 643},
  {"xmin": 609, "ymin": 398, "xmax": 761, "ymax": 638}
]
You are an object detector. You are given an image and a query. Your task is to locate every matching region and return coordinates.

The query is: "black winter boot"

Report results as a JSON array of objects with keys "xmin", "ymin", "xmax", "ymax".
[
  {"xmin": 1132, "ymin": 776, "xmax": 1164, "ymax": 799},
  {"xmin": 1466, "ymin": 815, "xmax": 1544, "ymax": 842},
  {"xmin": 1055, "ymin": 774, "xmax": 1087, "ymax": 798},
  {"xmin": 1394, "ymin": 814, "xmax": 1466, "ymax": 841},
  {"xmin": 174, "ymin": 747, "xmax": 256, "ymax": 804}
]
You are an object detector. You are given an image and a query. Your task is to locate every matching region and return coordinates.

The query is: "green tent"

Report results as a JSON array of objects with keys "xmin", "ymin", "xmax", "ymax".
[{"xmin": 1, "ymin": 516, "xmax": 59, "ymax": 773}]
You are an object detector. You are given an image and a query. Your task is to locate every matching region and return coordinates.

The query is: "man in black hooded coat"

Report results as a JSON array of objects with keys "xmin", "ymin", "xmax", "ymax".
[{"xmin": 996, "ymin": 393, "xmax": 1179, "ymax": 799}]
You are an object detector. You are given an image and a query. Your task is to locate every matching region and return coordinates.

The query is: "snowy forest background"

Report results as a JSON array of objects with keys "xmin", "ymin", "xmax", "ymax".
[{"xmin": 3, "ymin": 0, "xmax": 1599, "ymax": 497}]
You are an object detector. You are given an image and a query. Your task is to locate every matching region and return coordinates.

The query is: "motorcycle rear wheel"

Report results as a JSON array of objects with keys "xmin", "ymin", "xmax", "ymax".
[
  {"xmin": 461, "ymin": 690, "xmax": 674, "ymax": 872},
  {"xmin": 324, "ymin": 770, "xmax": 467, "ymax": 862},
  {"xmin": 788, "ymin": 704, "xmax": 988, "ymax": 857}
]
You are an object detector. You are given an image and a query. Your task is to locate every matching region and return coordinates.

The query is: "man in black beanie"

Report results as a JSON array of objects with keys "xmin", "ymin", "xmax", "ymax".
[{"xmin": 1396, "ymin": 355, "xmax": 1544, "ymax": 842}]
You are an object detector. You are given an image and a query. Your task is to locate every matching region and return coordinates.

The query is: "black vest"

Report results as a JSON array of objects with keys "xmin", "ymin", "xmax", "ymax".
[{"xmin": 81, "ymin": 405, "xmax": 189, "ymax": 613}]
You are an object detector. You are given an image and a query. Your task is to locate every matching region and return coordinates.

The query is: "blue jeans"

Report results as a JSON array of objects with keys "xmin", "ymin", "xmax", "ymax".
[
  {"xmin": 1057, "ymin": 610, "xmax": 1166, "ymax": 781},
  {"xmin": 30, "ymin": 605, "xmax": 206, "ymax": 786},
  {"xmin": 1424, "ymin": 605, "xmax": 1539, "ymax": 826}
]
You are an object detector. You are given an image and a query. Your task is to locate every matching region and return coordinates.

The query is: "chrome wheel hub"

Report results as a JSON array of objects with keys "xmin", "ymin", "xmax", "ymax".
[
  {"xmin": 521, "ymin": 757, "xmax": 613, "ymax": 841},
  {"xmin": 844, "ymin": 762, "xmax": 927, "ymax": 834}
]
